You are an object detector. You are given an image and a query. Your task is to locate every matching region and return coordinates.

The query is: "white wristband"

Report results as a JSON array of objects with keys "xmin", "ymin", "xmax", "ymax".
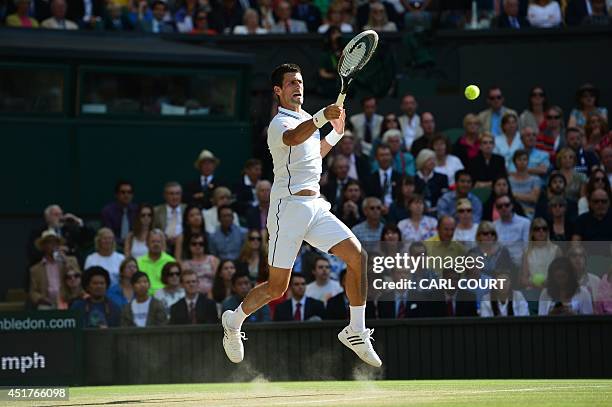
[
  {"xmin": 312, "ymin": 108, "xmax": 328, "ymax": 129},
  {"xmin": 325, "ymin": 129, "xmax": 344, "ymax": 146}
]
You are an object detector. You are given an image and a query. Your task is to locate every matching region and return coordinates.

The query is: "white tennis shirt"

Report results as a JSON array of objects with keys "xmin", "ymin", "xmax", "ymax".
[{"xmin": 268, "ymin": 106, "xmax": 322, "ymax": 202}]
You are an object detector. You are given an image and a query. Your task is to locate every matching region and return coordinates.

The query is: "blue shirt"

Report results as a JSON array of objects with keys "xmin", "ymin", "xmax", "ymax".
[
  {"xmin": 209, "ymin": 225, "xmax": 246, "ymax": 260},
  {"xmin": 70, "ymin": 297, "xmax": 121, "ymax": 328},
  {"xmin": 372, "ymin": 151, "xmax": 416, "ymax": 177},
  {"xmin": 491, "ymin": 110, "xmax": 503, "ymax": 137},
  {"xmin": 507, "ymin": 147, "xmax": 550, "ymax": 175},
  {"xmin": 436, "ymin": 191, "xmax": 483, "ymax": 223},
  {"xmin": 107, "ymin": 283, "xmax": 132, "ymax": 308},
  {"xmin": 351, "ymin": 221, "xmax": 384, "ymax": 244}
]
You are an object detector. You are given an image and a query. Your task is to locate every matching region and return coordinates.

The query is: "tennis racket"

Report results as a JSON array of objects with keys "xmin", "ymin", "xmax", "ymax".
[{"xmin": 335, "ymin": 30, "xmax": 379, "ymax": 107}]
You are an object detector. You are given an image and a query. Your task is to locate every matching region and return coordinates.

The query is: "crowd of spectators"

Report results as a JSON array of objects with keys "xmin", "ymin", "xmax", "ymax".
[
  {"xmin": 1, "ymin": 0, "xmax": 610, "ymax": 33},
  {"xmin": 23, "ymin": 80, "xmax": 612, "ymax": 328}
]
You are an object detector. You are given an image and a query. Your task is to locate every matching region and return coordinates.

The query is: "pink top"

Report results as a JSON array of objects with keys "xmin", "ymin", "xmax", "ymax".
[
  {"xmin": 44, "ymin": 260, "xmax": 61, "ymax": 306},
  {"xmin": 595, "ymin": 274, "xmax": 612, "ymax": 315},
  {"xmin": 20, "ymin": 16, "xmax": 33, "ymax": 28}
]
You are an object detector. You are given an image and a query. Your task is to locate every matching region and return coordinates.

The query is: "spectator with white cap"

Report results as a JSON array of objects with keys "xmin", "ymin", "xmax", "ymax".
[{"xmin": 184, "ymin": 149, "xmax": 226, "ymax": 209}]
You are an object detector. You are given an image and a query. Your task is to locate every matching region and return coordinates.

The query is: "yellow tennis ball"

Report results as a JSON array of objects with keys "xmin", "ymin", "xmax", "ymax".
[{"xmin": 464, "ymin": 85, "xmax": 480, "ymax": 101}]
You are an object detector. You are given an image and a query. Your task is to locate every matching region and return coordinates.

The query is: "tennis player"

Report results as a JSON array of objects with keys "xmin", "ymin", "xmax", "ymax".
[{"xmin": 221, "ymin": 63, "xmax": 381, "ymax": 367}]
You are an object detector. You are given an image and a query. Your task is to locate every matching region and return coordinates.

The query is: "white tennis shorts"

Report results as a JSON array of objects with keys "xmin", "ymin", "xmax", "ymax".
[{"xmin": 267, "ymin": 195, "xmax": 354, "ymax": 269}]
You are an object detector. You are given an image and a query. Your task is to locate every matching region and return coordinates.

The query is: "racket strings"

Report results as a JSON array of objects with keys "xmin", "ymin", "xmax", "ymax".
[{"xmin": 339, "ymin": 37, "xmax": 377, "ymax": 77}]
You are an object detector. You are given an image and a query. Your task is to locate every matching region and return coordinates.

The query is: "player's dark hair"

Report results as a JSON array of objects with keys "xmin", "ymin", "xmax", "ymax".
[
  {"xmin": 130, "ymin": 271, "xmax": 150, "ymax": 286},
  {"xmin": 231, "ymin": 270, "xmax": 251, "ymax": 286},
  {"xmin": 271, "ymin": 63, "xmax": 301, "ymax": 89}
]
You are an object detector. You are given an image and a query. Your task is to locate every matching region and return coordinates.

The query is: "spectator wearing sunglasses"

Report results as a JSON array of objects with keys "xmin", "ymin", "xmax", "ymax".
[
  {"xmin": 235, "ymin": 230, "xmax": 269, "ymax": 283},
  {"xmin": 181, "ymin": 233, "xmax": 219, "ymax": 296},
  {"xmin": 493, "ymin": 194, "xmax": 531, "ymax": 264},
  {"xmin": 478, "ymin": 87, "xmax": 517, "ymax": 137},
  {"xmin": 351, "ymin": 197, "xmax": 385, "ymax": 244},
  {"xmin": 154, "ymin": 262, "xmax": 185, "ymax": 314},
  {"xmin": 537, "ymin": 106, "xmax": 566, "ymax": 156},
  {"xmin": 57, "ymin": 268, "xmax": 85, "ymax": 310},
  {"xmin": 101, "ymin": 180, "xmax": 137, "ymax": 244},
  {"xmin": 520, "ymin": 86, "xmax": 548, "ymax": 134},
  {"xmin": 124, "ymin": 204, "xmax": 153, "ymax": 260},
  {"xmin": 577, "ymin": 169, "xmax": 611, "ymax": 215},
  {"xmin": 520, "ymin": 218, "xmax": 561, "ymax": 289},
  {"xmin": 568, "ymin": 83, "xmax": 608, "ymax": 129},
  {"xmin": 453, "ymin": 199, "xmax": 478, "ymax": 243},
  {"xmin": 572, "ymin": 188, "xmax": 612, "ymax": 241}
]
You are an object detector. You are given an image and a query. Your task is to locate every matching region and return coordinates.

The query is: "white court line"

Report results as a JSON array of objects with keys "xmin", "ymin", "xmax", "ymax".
[{"xmin": 226, "ymin": 384, "xmax": 612, "ymax": 406}]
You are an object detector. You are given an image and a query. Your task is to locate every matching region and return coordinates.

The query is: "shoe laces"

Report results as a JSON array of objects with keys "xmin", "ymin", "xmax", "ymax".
[
  {"xmin": 362, "ymin": 329, "xmax": 375, "ymax": 347},
  {"xmin": 225, "ymin": 328, "xmax": 248, "ymax": 342}
]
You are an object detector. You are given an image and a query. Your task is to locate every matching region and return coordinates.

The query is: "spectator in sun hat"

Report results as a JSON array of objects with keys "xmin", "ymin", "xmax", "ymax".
[
  {"xmin": 29, "ymin": 230, "xmax": 81, "ymax": 309},
  {"xmin": 184, "ymin": 149, "xmax": 226, "ymax": 209}
]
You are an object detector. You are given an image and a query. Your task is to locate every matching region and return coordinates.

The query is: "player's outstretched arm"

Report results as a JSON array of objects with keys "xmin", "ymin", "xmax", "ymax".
[{"xmin": 283, "ymin": 105, "xmax": 342, "ymax": 147}]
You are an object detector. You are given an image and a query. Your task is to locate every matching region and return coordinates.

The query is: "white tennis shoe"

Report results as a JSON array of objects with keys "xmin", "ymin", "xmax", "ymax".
[
  {"xmin": 222, "ymin": 310, "xmax": 247, "ymax": 363},
  {"xmin": 338, "ymin": 325, "xmax": 382, "ymax": 367}
]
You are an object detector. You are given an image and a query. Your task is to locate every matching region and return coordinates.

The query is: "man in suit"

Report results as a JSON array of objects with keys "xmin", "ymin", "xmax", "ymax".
[
  {"xmin": 327, "ymin": 269, "xmax": 377, "ymax": 320},
  {"xmin": 153, "ymin": 182, "xmax": 186, "ymax": 250},
  {"xmin": 494, "ymin": 0, "xmax": 530, "ymax": 29},
  {"xmin": 170, "ymin": 269, "xmax": 219, "ymax": 324},
  {"xmin": 140, "ymin": 0, "xmax": 176, "ymax": 33},
  {"xmin": 233, "ymin": 158, "xmax": 262, "ymax": 217},
  {"xmin": 321, "ymin": 155, "xmax": 356, "ymax": 213},
  {"xmin": 66, "ymin": 0, "xmax": 105, "ymax": 25},
  {"xmin": 365, "ymin": 144, "xmax": 402, "ymax": 210},
  {"xmin": 477, "ymin": 87, "xmax": 517, "ymax": 137},
  {"xmin": 41, "ymin": 0, "xmax": 79, "ymax": 29},
  {"xmin": 101, "ymin": 181, "xmax": 138, "ymax": 245},
  {"xmin": 565, "ymin": 0, "xmax": 593, "ymax": 25},
  {"xmin": 271, "ymin": 1, "xmax": 308, "ymax": 33},
  {"xmin": 349, "ymin": 96, "xmax": 384, "ymax": 156},
  {"xmin": 184, "ymin": 149, "xmax": 225, "ymax": 209},
  {"xmin": 335, "ymin": 131, "xmax": 372, "ymax": 182},
  {"xmin": 246, "ymin": 180, "xmax": 271, "ymax": 234},
  {"xmin": 409, "ymin": 112, "xmax": 437, "ymax": 158},
  {"xmin": 291, "ymin": 0, "xmax": 322, "ymax": 32},
  {"xmin": 274, "ymin": 273, "xmax": 326, "ymax": 321},
  {"xmin": 442, "ymin": 268, "xmax": 478, "ymax": 317},
  {"xmin": 29, "ymin": 230, "xmax": 81, "ymax": 309}
]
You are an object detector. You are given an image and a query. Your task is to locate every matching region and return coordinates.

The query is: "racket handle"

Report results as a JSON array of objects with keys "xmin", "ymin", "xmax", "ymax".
[{"xmin": 336, "ymin": 93, "xmax": 346, "ymax": 107}]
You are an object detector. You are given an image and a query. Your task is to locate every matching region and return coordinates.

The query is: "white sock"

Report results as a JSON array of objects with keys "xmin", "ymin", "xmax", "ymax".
[
  {"xmin": 349, "ymin": 305, "xmax": 366, "ymax": 333},
  {"xmin": 227, "ymin": 303, "xmax": 249, "ymax": 330}
]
